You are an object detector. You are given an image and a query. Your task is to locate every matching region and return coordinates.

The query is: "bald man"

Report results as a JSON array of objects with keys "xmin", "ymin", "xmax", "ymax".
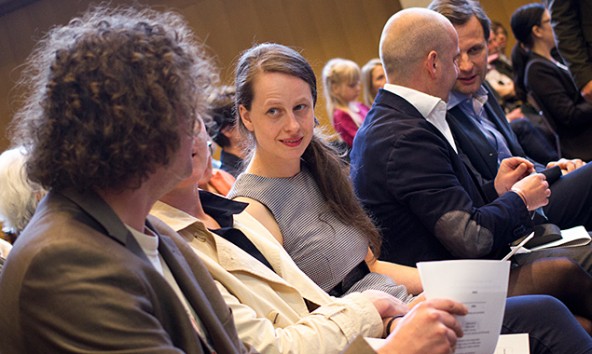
[
  {"xmin": 349, "ymin": 10, "xmax": 592, "ymax": 351},
  {"xmin": 350, "ymin": 7, "xmax": 549, "ymax": 265}
]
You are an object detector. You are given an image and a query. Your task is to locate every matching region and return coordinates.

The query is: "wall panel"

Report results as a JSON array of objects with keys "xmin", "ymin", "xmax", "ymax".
[
  {"xmin": 0, "ymin": 0, "xmax": 402, "ymax": 150},
  {"xmin": 0, "ymin": 0, "xmax": 539, "ymax": 151}
]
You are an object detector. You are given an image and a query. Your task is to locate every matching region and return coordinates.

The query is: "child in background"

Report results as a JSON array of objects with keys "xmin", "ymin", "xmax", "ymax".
[{"xmin": 322, "ymin": 58, "xmax": 369, "ymax": 148}]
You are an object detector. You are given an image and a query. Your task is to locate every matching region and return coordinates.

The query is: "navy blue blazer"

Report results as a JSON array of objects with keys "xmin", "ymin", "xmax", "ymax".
[
  {"xmin": 350, "ymin": 90, "xmax": 532, "ymax": 266},
  {"xmin": 446, "ymin": 86, "xmax": 548, "ymax": 185}
]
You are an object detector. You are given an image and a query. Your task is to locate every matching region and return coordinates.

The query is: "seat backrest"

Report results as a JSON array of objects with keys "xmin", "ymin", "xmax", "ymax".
[{"xmin": 525, "ymin": 91, "xmax": 562, "ymax": 157}]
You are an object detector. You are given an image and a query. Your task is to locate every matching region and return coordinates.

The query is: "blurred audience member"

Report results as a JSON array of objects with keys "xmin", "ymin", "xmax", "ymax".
[
  {"xmin": 322, "ymin": 58, "xmax": 369, "ymax": 148},
  {"xmin": 361, "ymin": 58, "xmax": 386, "ymax": 107},
  {"xmin": 545, "ymin": 0, "xmax": 592, "ymax": 103},
  {"xmin": 0, "ymin": 147, "xmax": 46, "ymax": 243},
  {"xmin": 207, "ymin": 85, "xmax": 246, "ymax": 177},
  {"xmin": 491, "ymin": 21, "xmax": 512, "ymax": 70},
  {"xmin": 511, "ymin": 3, "xmax": 592, "ymax": 161},
  {"xmin": 197, "ymin": 138, "xmax": 236, "ymax": 196}
]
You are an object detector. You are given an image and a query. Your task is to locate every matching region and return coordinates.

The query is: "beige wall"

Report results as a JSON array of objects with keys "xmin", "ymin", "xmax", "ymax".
[{"xmin": 0, "ymin": 0, "xmax": 535, "ymax": 151}]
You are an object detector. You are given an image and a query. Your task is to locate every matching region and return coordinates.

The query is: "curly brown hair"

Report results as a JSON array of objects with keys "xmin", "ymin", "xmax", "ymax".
[{"xmin": 10, "ymin": 5, "xmax": 216, "ymax": 192}]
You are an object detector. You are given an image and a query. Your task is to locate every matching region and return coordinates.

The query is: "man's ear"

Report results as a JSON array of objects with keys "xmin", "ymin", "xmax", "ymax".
[
  {"xmin": 426, "ymin": 50, "xmax": 439, "ymax": 79},
  {"xmin": 238, "ymin": 105, "xmax": 254, "ymax": 132}
]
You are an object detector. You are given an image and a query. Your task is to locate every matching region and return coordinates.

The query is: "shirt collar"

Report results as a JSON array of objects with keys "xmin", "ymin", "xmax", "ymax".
[
  {"xmin": 383, "ymin": 83, "xmax": 456, "ymax": 152},
  {"xmin": 151, "ymin": 191, "xmax": 248, "ymax": 233},
  {"xmin": 383, "ymin": 83, "xmax": 443, "ymax": 118},
  {"xmin": 447, "ymin": 85, "xmax": 488, "ymax": 110}
]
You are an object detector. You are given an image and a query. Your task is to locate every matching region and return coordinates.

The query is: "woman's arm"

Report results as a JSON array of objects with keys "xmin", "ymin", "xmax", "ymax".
[{"xmin": 365, "ymin": 249, "xmax": 423, "ymax": 295}]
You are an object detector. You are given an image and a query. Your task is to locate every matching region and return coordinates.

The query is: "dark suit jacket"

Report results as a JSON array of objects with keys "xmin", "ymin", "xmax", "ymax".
[
  {"xmin": 0, "ymin": 190, "xmax": 256, "ymax": 354},
  {"xmin": 546, "ymin": 0, "xmax": 592, "ymax": 91},
  {"xmin": 446, "ymin": 86, "xmax": 545, "ymax": 184},
  {"xmin": 526, "ymin": 54, "xmax": 592, "ymax": 161},
  {"xmin": 350, "ymin": 90, "xmax": 532, "ymax": 266}
]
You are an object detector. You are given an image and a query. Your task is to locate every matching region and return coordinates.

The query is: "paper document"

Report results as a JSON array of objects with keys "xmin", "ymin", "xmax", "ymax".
[
  {"xmin": 418, "ymin": 260, "xmax": 510, "ymax": 354},
  {"xmin": 365, "ymin": 334, "xmax": 529, "ymax": 353},
  {"xmin": 493, "ymin": 333, "xmax": 530, "ymax": 354},
  {"xmin": 504, "ymin": 232, "xmax": 534, "ymax": 260}
]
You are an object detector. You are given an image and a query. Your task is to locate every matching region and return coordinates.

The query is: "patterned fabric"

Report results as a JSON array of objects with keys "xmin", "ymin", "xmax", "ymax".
[{"xmin": 229, "ymin": 167, "xmax": 412, "ymax": 301}]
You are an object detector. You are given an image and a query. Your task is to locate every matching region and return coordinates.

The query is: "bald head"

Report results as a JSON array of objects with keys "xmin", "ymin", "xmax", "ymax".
[{"xmin": 380, "ymin": 8, "xmax": 457, "ymax": 86}]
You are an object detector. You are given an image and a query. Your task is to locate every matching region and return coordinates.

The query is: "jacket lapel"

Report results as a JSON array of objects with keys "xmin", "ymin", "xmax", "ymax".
[{"xmin": 59, "ymin": 189, "xmax": 149, "ymax": 263}]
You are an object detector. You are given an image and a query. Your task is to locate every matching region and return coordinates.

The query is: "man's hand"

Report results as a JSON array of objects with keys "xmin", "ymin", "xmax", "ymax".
[
  {"xmin": 362, "ymin": 289, "xmax": 409, "ymax": 319},
  {"xmin": 505, "ymin": 107, "xmax": 523, "ymax": 122},
  {"xmin": 511, "ymin": 173, "xmax": 551, "ymax": 211},
  {"xmin": 546, "ymin": 158, "xmax": 586, "ymax": 175},
  {"xmin": 581, "ymin": 80, "xmax": 592, "ymax": 102},
  {"xmin": 376, "ymin": 299, "xmax": 467, "ymax": 354},
  {"xmin": 495, "ymin": 157, "xmax": 534, "ymax": 196}
]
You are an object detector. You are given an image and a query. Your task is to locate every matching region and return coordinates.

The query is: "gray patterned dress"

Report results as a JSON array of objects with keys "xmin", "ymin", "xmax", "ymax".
[{"xmin": 228, "ymin": 166, "xmax": 412, "ymax": 302}]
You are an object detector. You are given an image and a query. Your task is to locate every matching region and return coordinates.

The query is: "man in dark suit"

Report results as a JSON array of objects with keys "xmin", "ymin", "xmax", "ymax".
[
  {"xmin": 546, "ymin": 0, "xmax": 592, "ymax": 102},
  {"xmin": 350, "ymin": 7, "xmax": 592, "ymax": 349},
  {"xmin": 0, "ymin": 6, "xmax": 255, "ymax": 353},
  {"xmin": 350, "ymin": 5, "xmax": 550, "ymax": 267},
  {"xmin": 428, "ymin": 0, "xmax": 592, "ymax": 233}
]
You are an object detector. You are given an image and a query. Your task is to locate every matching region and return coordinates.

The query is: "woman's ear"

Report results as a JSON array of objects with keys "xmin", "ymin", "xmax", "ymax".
[
  {"xmin": 532, "ymin": 25, "xmax": 543, "ymax": 39},
  {"xmin": 239, "ymin": 105, "xmax": 254, "ymax": 132}
]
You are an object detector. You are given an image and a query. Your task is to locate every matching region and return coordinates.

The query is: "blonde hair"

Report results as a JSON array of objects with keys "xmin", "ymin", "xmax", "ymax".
[
  {"xmin": 361, "ymin": 58, "xmax": 383, "ymax": 107},
  {"xmin": 322, "ymin": 58, "xmax": 361, "ymax": 125}
]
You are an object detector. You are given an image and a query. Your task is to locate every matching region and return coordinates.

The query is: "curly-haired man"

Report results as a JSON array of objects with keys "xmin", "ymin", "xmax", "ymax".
[{"xmin": 0, "ymin": 5, "xmax": 256, "ymax": 353}]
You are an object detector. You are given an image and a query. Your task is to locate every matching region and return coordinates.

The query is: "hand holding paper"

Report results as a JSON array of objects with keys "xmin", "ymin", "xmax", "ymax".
[{"xmin": 418, "ymin": 260, "xmax": 510, "ymax": 354}]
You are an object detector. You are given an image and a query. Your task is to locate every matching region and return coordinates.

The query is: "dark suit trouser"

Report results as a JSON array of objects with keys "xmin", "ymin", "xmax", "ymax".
[
  {"xmin": 544, "ymin": 162, "xmax": 592, "ymax": 230},
  {"xmin": 503, "ymin": 295, "xmax": 592, "ymax": 353}
]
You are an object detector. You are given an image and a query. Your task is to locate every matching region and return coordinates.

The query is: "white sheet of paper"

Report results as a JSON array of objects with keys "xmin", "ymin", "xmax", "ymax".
[
  {"xmin": 504, "ymin": 232, "xmax": 534, "ymax": 260},
  {"xmin": 364, "ymin": 334, "xmax": 529, "ymax": 353},
  {"xmin": 418, "ymin": 260, "xmax": 510, "ymax": 354},
  {"xmin": 493, "ymin": 333, "xmax": 530, "ymax": 354}
]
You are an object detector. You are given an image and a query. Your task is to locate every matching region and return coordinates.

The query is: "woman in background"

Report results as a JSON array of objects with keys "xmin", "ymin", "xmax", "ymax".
[
  {"xmin": 361, "ymin": 58, "xmax": 386, "ymax": 107},
  {"xmin": 511, "ymin": 3, "xmax": 592, "ymax": 161}
]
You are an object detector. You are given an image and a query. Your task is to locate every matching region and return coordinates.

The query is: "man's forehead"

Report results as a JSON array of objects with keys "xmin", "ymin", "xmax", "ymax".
[{"xmin": 452, "ymin": 18, "xmax": 486, "ymax": 47}]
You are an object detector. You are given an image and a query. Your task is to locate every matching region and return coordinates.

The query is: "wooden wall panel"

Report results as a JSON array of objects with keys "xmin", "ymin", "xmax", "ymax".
[
  {"xmin": 0, "ymin": 0, "xmax": 536, "ymax": 152},
  {"xmin": 0, "ymin": 0, "xmax": 401, "ymax": 150}
]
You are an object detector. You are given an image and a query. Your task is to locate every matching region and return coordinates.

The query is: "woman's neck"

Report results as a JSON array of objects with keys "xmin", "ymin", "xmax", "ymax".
[
  {"xmin": 246, "ymin": 152, "xmax": 301, "ymax": 178},
  {"xmin": 531, "ymin": 42, "xmax": 553, "ymax": 61}
]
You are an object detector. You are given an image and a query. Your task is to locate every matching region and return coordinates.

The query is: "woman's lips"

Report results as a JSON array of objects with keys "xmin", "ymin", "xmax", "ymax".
[{"xmin": 281, "ymin": 137, "xmax": 303, "ymax": 147}]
